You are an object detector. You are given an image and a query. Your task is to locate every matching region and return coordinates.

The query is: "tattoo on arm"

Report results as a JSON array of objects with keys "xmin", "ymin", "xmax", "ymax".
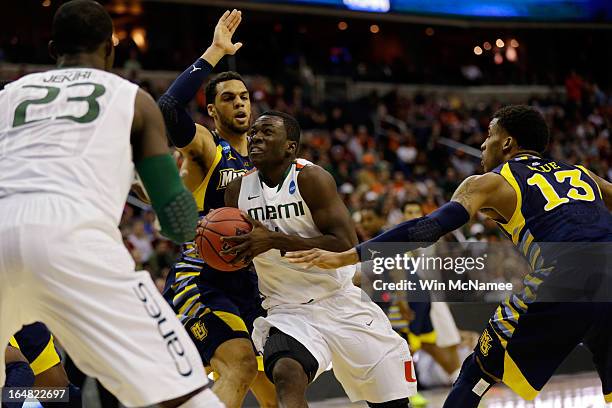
[{"xmin": 451, "ymin": 176, "xmax": 477, "ymax": 214}]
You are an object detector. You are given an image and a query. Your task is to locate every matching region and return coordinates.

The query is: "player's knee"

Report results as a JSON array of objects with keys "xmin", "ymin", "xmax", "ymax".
[
  {"xmin": 34, "ymin": 364, "xmax": 70, "ymax": 387},
  {"xmin": 264, "ymin": 328, "xmax": 318, "ymax": 387},
  {"xmin": 235, "ymin": 351, "xmax": 259, "ymax": 382},
  {"xmin": 367, "ymin": 398, "xmax": 410, "ymax": 408},
  {"xmin": 5, "ymin": 345, "xmax": 28, "ymax": 365},
  {"xmin": 272, "ymin": 358, "xmax": 308, "ymax": 394},
  {"xmin": 214, "ymin": 343, "xmax": 258, "ymax": 384}
]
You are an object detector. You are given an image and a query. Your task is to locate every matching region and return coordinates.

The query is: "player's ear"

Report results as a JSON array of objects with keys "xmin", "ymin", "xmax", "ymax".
[
  {"xmin": 207, "ymin": 104, "xmax": 216, "ymax": 118},
  {"xmin": 502, "ymin": 136, "xmax": 514, "ymax": 153},
  {"xmin": 48, "ymin": 41, "xmax": 58, "ymax": 61},
  {"xmin": 286, "ymin": 140, "xmax": 297, "ymax": 156}
]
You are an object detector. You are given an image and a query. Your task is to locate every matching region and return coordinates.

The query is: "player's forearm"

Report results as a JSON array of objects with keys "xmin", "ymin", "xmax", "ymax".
[
  {"xmin": 271, "ymin": 232, "xmax": 352, "ymax": 253},
  {"xmin": 354, "ymin": 201, "xmax": 470, "ymax": 261},
  {"xmin": 157, "ymin": 57, "xmax": 214, "ymax": 148}
]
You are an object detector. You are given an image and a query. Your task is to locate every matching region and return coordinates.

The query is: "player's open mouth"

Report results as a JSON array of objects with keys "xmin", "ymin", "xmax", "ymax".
[
  {"xmin": 235, "ymin": 112, "xmax": 248, "ymax": 123},
  {"xmin": 250, "ymin": 147, "xmax": 263, "ymax": 155}
]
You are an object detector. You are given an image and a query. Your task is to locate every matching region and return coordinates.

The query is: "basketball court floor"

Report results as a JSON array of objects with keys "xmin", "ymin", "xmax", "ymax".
[
  {"xmin": 310, "ymin": 372, "xmax": 611, "ymax": 408},
  {"xmin": 29, "ymin": 370, "xmax": 605, "ymax": 407}
]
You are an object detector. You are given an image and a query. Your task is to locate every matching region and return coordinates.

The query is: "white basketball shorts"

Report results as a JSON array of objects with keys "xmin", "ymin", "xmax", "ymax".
[
  {"xmin": 252, "ymin": 285, "xmax": 417, "ymax": 403},
  {"xmin": 0, "ymin": 195, "xmax": 212, "ymax": 407}
]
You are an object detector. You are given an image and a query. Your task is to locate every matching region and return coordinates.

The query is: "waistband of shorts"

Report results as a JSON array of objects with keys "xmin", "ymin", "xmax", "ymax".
[{"xmin": 265, "ymin": 281, "xmax": 356, "ymax": 310}]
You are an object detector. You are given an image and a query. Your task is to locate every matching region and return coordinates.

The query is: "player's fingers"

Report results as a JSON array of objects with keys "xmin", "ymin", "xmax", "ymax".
[
  {"xmin": 226, "ymin": 9, "xmax": 240, "ymax": 30},
  {"xmin": 219, "ymin": 10, "xmax": 231, "ymax": 24},
  {"xmin": 290, "ymin": 252, "xmax": 319, "ymax": 264},
  {"xmin": 232, "ymin": 43, "xmax": 243, "ymax": 54},
  {"xmin": 228, "ymin": 10, "xmax": 242, "ymax": 31},
  {"xmin": 231, "ymin": 13, "xmax": 242, "ymax": 33},
  {"xmin": 221, "ymin": 242, "xmax": 245, "ymax": 256},
  {"xmin": 285, "ymin": 249, "xmax": 316, "ymax": 258},
  {"xmin": 232, "ymin": 251, "xmax": 251, "ymax": 266},
  {"xmin": 221, "ymin": 235, "xmax": 246, "ymax": 244},
  {"xmin": 240, "ymin": 210, "xmax": 260, "ymax": 227}
]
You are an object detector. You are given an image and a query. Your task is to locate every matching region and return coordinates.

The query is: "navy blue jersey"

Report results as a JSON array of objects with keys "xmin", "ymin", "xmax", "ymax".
[
  {"xmin": 492, "ymin": 155, "xmax": 612, "ymax": 246},
  {"xmin": 193, "ymin": 130, "xmax": 253, "ymax": 214},
  {"xmin": 491, "ymin": 154, "xmax": 612, "ymax": 304},
  {"xmin": 477, "ymin": 156, "xmax": 612, "ymax": 401},
  {"xmin": 164, "ymin": 131, "xmax": 257, "ymax": 323}
]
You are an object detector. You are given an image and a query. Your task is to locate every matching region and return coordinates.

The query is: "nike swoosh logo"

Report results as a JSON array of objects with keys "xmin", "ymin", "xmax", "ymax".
[
  {"xmin": 190, "ymin": 66, "xmax": 202, "ymax": 73},
  {"xmin": 366, "ymin": 319, "xmax": 373, "ymax": 326},
  {"xmin": 248, "ymin": 195, "xmax": 259, "ymax": 200}
]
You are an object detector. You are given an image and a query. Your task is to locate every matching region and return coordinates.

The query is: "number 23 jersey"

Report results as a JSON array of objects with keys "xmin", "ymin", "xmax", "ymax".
[{"xmin": 0, "ymin": 68, "xmax": 138, "ymax": 227}]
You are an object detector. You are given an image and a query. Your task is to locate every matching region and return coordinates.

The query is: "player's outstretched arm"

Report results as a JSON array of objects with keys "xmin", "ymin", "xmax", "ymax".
[
  {"xmin": 222, "ymin": 165, "xmax": 357, "ymax": 265},
  {"xmin": 287, "ymin": 172, "xmax": 512, "ymax": 268},
  {"xmin": 132, "ymin": 88, "xmax": 198, "ymax": 244},
  {"xmin": 158, "ymin": 9, "xmax": 243, "ymax": 164}
]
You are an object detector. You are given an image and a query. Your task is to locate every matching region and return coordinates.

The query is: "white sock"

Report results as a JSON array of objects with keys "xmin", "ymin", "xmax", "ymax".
[{"xmin": 178, "ymin": 388, "xmax": 225, "ymax": 408}]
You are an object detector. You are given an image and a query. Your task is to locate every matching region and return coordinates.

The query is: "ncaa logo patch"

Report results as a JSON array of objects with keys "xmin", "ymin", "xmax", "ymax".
[
  {"xmin": 220, "ymin": 140, "xmax": 231, "ymax": 153},
  {"xmin": 289, "ymin": 180, "xmax": 296, "ymax": 194},
  {"xmin": 190, "ymin": 321, "xmax": 208, "ymax": 342}
]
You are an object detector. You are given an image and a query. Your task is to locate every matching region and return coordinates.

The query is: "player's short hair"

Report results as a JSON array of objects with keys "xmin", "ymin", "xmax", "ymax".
[
  {"xmin": 492, "ymin": 105, "xmax": 550, "ymax": 153},
  {"xmin": 260, "ymin": 110, "xmax": 301, "ymax": 149},
  {"xmin": 52, "ymin": 0, "xmax": 113, "ymax": 55},
  {"xmin": 205, "ymin": 71, "xmax": 247, "ymax": 104}
]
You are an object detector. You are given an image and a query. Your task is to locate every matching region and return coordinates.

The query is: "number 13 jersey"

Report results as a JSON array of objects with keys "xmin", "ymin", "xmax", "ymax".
[
  {"xmin": 492, "ymin": 154, "xmax": 612, "ymax": 254},
  {"xmin": 0, "ymin": 68, "xmax": 138, "ymax": 227}
]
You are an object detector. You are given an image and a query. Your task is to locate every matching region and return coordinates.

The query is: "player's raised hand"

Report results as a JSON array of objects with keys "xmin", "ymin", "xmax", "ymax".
[
  {"xmin": 214, "ymin": 9, "xmax": 243, "ymax": 54},
  {"xmin": 285, "ymin": 248, "xmax": 360, "ymax": 269}
]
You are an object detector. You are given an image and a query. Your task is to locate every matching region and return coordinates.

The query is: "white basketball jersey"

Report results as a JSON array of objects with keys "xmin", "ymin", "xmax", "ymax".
[
  {"xmin": 238, "ymin": 159, "xmax": 355, "ymax": 308},
  {"xmin": 0, "ymin": 68, "xmax": 138, "ymax": 226}
]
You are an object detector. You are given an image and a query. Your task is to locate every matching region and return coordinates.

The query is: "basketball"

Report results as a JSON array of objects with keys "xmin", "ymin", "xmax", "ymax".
[{"xmin": 195, "ymin": 207, "xmax": 253, "ymax": 272}]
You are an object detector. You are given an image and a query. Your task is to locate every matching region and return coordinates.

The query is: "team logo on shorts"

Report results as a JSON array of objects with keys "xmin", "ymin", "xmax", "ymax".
[
  {"xmin": 479, "ymin": 329, "xmax": 493, "ymax": 357},
  {"xmin": 190, "ymin": 321, "xmax": 208, "ymax": 341}
]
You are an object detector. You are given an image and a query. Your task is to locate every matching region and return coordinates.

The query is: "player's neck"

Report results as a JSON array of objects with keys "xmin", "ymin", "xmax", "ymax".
[
  {"xmin": 56, "ymin": 53, "xmax": 106, "ymax": 70},
  {"xmin": 259, "ymin": 160, "xmax": 293, "ymax": 188},
  {"xmin": 218, "ymin": 130, "xmax": 248, "ymax": 156},
  {"xmin": 508, "ymin": 149, "xmax": 541, "ymax": 160}
]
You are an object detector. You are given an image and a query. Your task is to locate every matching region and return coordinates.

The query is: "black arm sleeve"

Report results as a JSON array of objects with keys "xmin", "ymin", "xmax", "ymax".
[
  {"xmin": 158, "ymin": 58, "xmax": 214, "ymax": 148},
  {"xmin": 158, "ymin": 93, "xmax": 196, "ymax": 148},
  {"xmin": 355, "ymin": 201, "xmax": 470, "ymax": 261}
]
